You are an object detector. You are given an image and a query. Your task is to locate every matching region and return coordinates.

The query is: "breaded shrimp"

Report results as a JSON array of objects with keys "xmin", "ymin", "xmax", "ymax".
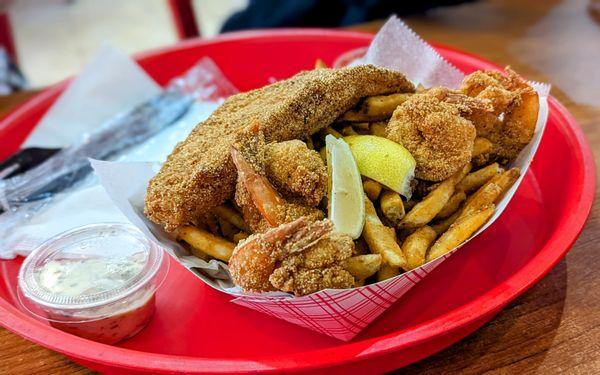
[
  {"xmin": 228, "ymin": 217, "xmax": 355, "ymax": 295},
  {"xmin": 145, "ymin": 65, "xmax": 415, "ymax": 231},
  {"xmin": 265, "ymin": 140, "xmax": 327, "ymax": 207},
  {"xmin": 461, "ymin": 67, "xmax": 539, "ymax": 163},
  {"xmin": 230, "ymin": 127, "xmax": 323, "ymax": 232},
  {"xmin": 234, "ymin": 180, "xmax": 270, "ymax": 233},
  {"xmin": 426, "ymin": 87, "xmax": 494, "ymax": 117},
  {"xmin": 386, "ymin": 92, "xmax": 477, "ymax": 181}
]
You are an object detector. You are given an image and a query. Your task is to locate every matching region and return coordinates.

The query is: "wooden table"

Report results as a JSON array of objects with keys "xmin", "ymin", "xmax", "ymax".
[{"xmin": 1, "ymin": 1, "xmax": 598, "ymax": 373}]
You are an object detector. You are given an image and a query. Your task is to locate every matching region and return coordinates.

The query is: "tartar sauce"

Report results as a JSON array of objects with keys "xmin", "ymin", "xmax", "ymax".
[
  {"xmin": 18, "ymin": 223, "xmax": 166, "ymax": 344},
  {"xmin": 36, "ymin": 254, "xmax": 146, "ymax": 298}
]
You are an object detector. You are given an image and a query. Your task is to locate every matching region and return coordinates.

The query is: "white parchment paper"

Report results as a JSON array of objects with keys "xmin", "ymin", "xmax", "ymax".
[{"xmin": 24, "ymin": 45, "xmax": 161, "ymax": 148}]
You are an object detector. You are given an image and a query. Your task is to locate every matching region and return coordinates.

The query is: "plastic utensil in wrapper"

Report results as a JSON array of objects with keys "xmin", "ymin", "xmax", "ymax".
[{"xmin": 18, "ymin": 223, "xmax": 168, "ymax": 344}]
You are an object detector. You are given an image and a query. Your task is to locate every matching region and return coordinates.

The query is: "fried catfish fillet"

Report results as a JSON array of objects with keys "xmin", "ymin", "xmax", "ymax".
[{"xmin": 145, "ymin": 65, "xmax": 414, "ymax": 230}]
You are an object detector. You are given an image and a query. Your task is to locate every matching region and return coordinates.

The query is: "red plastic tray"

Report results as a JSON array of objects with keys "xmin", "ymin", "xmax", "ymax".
[{"xmin": 0, "ymin": 30, "xmax": 595, "ymax": 374}]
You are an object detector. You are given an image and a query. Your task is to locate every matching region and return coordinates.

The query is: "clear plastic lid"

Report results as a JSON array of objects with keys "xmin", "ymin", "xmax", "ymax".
[{"xmin": 18, "ymin": 223, "xmax": 164, "ymax": 310}]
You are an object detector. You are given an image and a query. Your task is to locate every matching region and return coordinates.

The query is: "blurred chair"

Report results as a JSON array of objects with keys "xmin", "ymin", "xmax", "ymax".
[
  {"xmin": 0, "ymin": 7, "xmax": 25, "ymax": 94},
  {"xmin": 167, "ymin": 0, "xmax": 201, "ymax": 39},
  {"xmin": 0, "ymin": 11, "xmax": 15, "ymax": 61}
]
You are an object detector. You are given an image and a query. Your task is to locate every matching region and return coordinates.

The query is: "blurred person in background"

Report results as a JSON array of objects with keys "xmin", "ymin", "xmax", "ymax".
[{"xmin": 221, "ymin": 0, "xmax": 475, "ymax": 32}]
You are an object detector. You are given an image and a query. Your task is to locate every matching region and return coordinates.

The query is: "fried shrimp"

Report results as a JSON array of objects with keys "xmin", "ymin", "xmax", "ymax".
[
  {"xmin": 228, "ymin": 217, "xmax": 355, "ymax": 295},
  {"xmin": 230, "ymin": 128, "xmax": 323, "ymax": 232},
  {"xmin": 461, "ymin": 67, "xmax": 539, "ymax": 163},
  {"xmin": 145, "ymin": 65, "xmax": 414, "ymax": 230},
  {"xmin": 386, "ymin": 92, "xmax": 477, "ymax": 181},
  {"xmin": 426, "ymin": 87, "xmax": 494, "ymax": 117},
  {"xmin": 264, "ymin": 140, "xmax": 327, "ymax": 207}
]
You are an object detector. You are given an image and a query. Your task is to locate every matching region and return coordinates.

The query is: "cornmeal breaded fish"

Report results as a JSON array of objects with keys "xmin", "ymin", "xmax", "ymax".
[{"xmin": 145, "ymin": 65, "xmax": 414, "ymax": 230}]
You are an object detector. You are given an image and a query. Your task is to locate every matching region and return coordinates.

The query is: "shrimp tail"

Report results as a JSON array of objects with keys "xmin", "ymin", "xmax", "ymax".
[
  {"xmin": 273, "ymin": 217, "xmax": 334, "ymax": 255},
  {"xmin": 230, "ymin": 145, "xmax": 286, "ymax": 226}
]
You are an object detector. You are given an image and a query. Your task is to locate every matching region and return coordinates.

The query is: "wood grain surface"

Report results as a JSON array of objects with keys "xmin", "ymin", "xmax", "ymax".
[{"xmin": 1, "ymin": 0, "xmax": 598, "ymax": 374}]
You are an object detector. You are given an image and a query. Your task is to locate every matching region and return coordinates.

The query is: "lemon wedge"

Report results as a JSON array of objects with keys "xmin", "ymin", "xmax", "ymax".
[
  {"xmin": 344, "ymin": 135, "xmax": 415, "ymax": 198},
  {"xmin": 325, "ymin": 135, "xmax": 365, "ymax": 239}
]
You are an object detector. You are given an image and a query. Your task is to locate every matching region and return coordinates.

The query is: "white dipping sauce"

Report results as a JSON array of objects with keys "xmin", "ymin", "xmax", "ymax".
[
  {"xmin": 36, "ymin": 254, "xmax": 146, "ymax": 298},
  {"xmin": 18, "ymin": 224, "xmax": 165, "ymax": 344}
]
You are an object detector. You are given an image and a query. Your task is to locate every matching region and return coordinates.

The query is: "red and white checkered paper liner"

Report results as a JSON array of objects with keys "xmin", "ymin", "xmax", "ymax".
[
  {"xmin": 94, "ymin": 16, "xmax": 550, "ymax": 341},
  {"xmin": 231, "ymin": 255, "xmax": 447, "ymax": 341}
]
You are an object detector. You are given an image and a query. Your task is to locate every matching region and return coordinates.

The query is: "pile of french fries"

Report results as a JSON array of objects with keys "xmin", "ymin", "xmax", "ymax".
[
  {"xmin": 360, "ymin": 162, "xmax": 519, "ymax": 275},
  {"xmin": 175, "ymin": 59, "xmax": 522, "ymax": 289},
  {"xmin": 176, "ymin": 205, "xmax": 247, "ymax": 262}
]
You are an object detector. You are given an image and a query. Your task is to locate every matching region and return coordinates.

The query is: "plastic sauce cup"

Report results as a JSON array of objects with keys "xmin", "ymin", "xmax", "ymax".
[{"xmin": 18, "ymin": 223, "xmax": 168, "ymax": 344}]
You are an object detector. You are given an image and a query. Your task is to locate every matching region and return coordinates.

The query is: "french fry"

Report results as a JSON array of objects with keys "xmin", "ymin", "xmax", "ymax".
[
  {"xmin": 181, "ymin": 242, "xmax": 211, "ymax": 261},
  {"xmin": 490, "ymin": 167, "xmax": 521, "ymax": 195},
  {"xmin": 352, "ymin": 122, "xmax": 370, "ymax": 131},
  {"xmin": 341, "ymin": 111, "xmax": 370, "ymax": 122},
  {"xmin": 370, "ymin": 121, "xmax": 387, "ymax": 137},
  {"xmin": 436, "ymin": 190, "xmax": 466, "ymax": 219},
  {"xmin": 342, "ymin": 254, "xmax": 382, "ymax": 280},
  {"xmin": 377, "ymin": 264, "xmax": 400, "ymax": 281},
  {"xmin": 426, "ymin": 205, "xmax": 495, "ymax": 262},
  {"xmin": 460, "ymin": 168, "xmax": 520, "ymax": 217},
  {"xmin": 472, "ymin": 137, "xmax": 493, "ymax": 158},
  {"xmin": 460, "ymin": 183, "xmax": 502, "ymax": 217},
  {"xmin": 457, "ymin": 163, "xmax": 503, "ymax": 193},
  {"xmin": 402, "ymin": 226, "xmax": 437, "ymax": 270},
  {"xmin": 364, "ymin": 93, "xmax": 411, "ymax": 116},
  {"xmin": 323, "ymin": 126, "xmax": 342, "ymax": 139},
  {"xmin": 341, "ymin": 125, "xmax": 358, "ymax": 136},
  {"xmin": 363, "ymin": 179, "xmax": 382, "ymax": 201},
  {"xmin": 342, "ymin": 93, "xmax": 411, "ymax": 121},
  {"xmin": 204, "ymin": 214, "xmax": 220, "ymax": 235},
  {"xmin": 217, "ymin": 216, "xmax": 237, "ymax": 240},
  {"xmin": 400, "ymin": 164, "xmax": 471, "ymax": 229},
  {"xmin": 380, "ymin": 190, "xmax": 405, "ymax": 227},
  {"xmin": 314, "ymin": 58, "xmax": 328, "ymax": 69},
  {"xmin": 178, "ymin": 226, "xmax": 235, "ymax": 262},
  {"xmin": 214, "ymin": 204, "xmax": 250, "ymax": 233},
  {"xmin": 431, "ymin": 211, "xmax": 460, "ymax": 236},
  {"xmin": 363, "ymin": 196, "xmax": 408, "ymax": 270}
]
